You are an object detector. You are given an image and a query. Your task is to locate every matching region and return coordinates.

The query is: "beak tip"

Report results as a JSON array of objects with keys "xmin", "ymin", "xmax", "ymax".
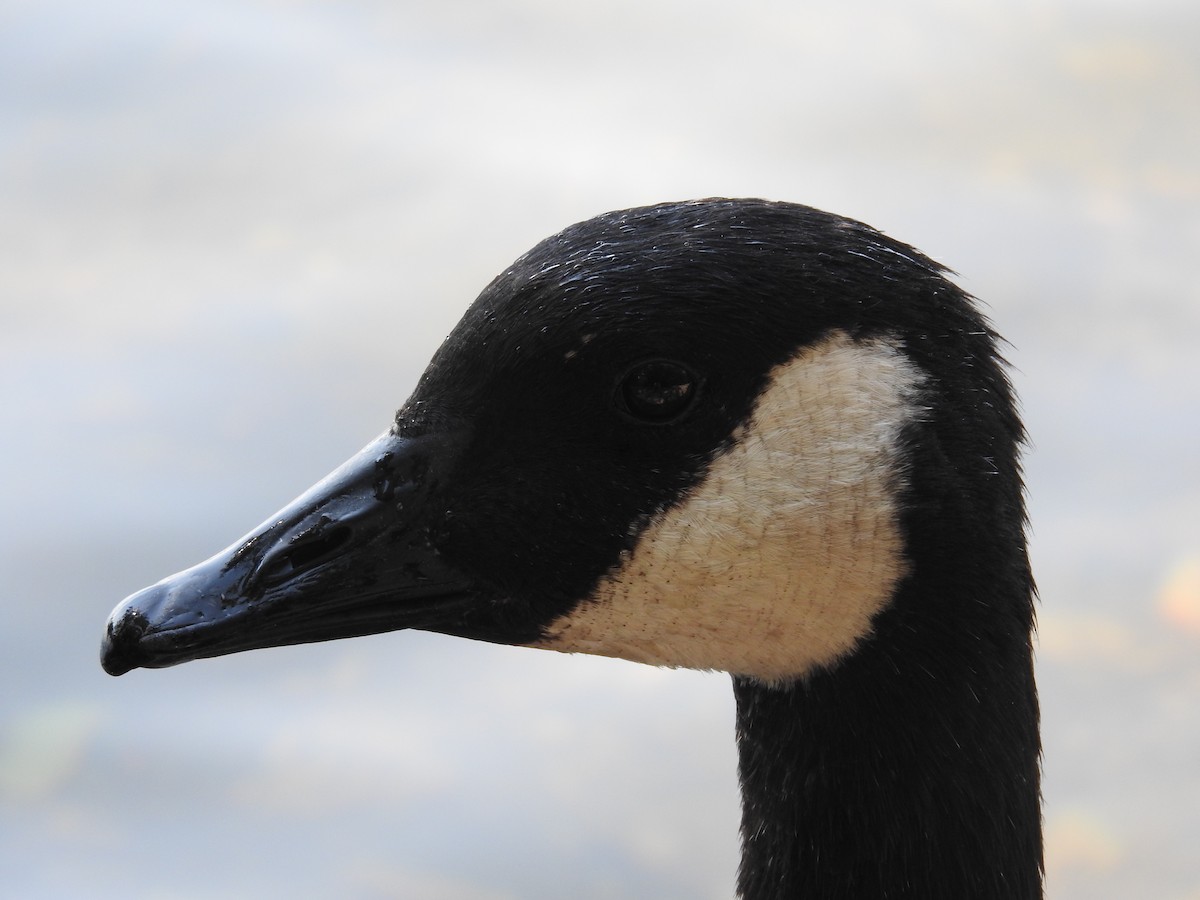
[
  {"xmin": 100, "ymin": 606, "xmax": 149, "ymax": 677},
  {"xmin": 100, "ymin": 652, "xmax": 132, "ymax": 677},
  {"xmin": 100, "ymin": 640, "xmax": 133, "ymax": 677}
]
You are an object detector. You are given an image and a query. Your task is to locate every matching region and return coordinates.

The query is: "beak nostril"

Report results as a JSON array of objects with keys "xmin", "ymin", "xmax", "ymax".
[{"xmin": 259, "ymin": 524, "xmax": 353, "ymax": 587}]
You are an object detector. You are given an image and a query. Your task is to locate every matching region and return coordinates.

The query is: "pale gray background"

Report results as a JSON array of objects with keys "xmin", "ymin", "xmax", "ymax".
[{"xmin": 2, "ymin": 0, "xmax": 1198, "ymax": 897}]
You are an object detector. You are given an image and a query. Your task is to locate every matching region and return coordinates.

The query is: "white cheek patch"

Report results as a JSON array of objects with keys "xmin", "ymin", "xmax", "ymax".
[{"xmin": 534, "ymin": 331, "xmax": 926, "ymax": 683}]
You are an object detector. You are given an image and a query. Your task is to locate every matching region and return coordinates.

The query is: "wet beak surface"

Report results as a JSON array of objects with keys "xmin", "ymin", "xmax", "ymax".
[{"xmin": 101, "ymin": 430, "xmax": 474, "ymax": 675}]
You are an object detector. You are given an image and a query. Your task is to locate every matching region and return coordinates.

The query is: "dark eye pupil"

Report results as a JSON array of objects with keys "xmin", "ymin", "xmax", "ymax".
[{"xmin": 620, "ymin": 361, "xmax": 698, "ymax": 423}]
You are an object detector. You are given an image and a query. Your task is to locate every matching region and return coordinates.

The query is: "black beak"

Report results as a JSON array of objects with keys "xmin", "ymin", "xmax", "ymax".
[{"xmin": 101, "ymin": 430, "xmax": 475, "ymax": 676}]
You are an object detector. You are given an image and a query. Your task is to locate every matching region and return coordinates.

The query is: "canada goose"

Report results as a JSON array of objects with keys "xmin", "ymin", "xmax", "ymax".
[{"xmin": 102, "ymin": 199, "xmax": 1041, "ymax": 899}]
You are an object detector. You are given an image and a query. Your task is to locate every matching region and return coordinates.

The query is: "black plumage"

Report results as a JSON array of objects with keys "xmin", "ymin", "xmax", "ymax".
[{"xmin": 103, "ymin": 199, "xmax": 1041, "ymax": 899}]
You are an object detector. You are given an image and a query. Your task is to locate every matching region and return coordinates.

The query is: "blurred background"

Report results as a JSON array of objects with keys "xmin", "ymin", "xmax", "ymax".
[{"xmin": 2, "ymin": 0, "xmax": 1197, "ymax": 897}]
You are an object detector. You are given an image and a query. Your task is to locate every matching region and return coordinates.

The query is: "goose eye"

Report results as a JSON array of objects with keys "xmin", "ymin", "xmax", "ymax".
[{"xmin": 618, "ymin": 360, "xmax": 700, "ymax": 423}]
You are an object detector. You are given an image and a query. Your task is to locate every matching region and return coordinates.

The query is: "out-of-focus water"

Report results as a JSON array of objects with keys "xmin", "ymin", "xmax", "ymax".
[{"xmin": 2, "ymin": 1, "xmax": 1198, "ymax": 897}]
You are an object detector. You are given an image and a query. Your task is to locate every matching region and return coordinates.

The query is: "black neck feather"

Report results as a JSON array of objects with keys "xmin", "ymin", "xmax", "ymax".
[{"xmin": 732, "ymin": 561, "xmax": 1041, "ymax": 899}]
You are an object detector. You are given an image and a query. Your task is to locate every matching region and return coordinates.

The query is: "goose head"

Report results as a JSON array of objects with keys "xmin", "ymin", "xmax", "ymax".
[{"xmin": 102, "ymin": 198, "xmax": 1019, "ymax": 679}]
